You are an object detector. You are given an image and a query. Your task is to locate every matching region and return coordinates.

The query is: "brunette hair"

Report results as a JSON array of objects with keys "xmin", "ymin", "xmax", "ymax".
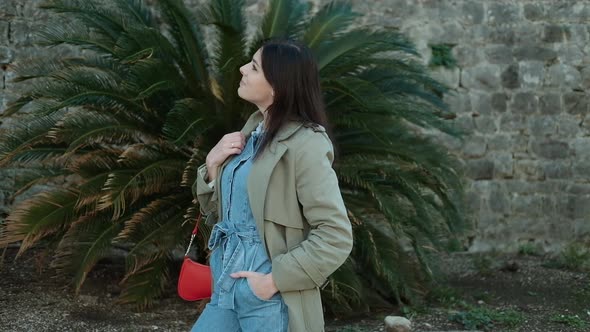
[{"xmin": 255, "ymin": 38, "xmax": 329, "ymax": 157}]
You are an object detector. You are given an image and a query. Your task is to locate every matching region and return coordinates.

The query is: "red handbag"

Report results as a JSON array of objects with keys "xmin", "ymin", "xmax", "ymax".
[{"xmin": 177, "ymin": 214, "xmax": 213, "ymax": 301}]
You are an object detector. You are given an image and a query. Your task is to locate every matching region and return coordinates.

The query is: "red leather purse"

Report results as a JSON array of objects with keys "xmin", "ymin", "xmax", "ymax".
[{"xmin": 177, "ymin": 214, "xmax": 212, "ymax": 301}]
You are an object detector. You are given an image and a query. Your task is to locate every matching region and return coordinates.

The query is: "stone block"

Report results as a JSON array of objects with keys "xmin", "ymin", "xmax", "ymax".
[
  {"xmin": 0, "ymin": 0, "xmax": 17, "ymax": 17},
  {"xmin": 464, "ymin": 188, "xmax": 483, "ymax": 212},
  {"xmin": 567, "ymin": 184, "xmax": 590, "ymax": 195},
  {"xmin": 491, "ymin": 92, "xmax": 508, "ymax": 113},
  {"xmin": 474, "ymin": 116, "xmax": 497, "ymax": 134},
  {"xmin": 0, "ymin": 21, "xmax": 8, "ymax": 44},
  {"xmin": 513, "ymin": 46, "xmax": 557, "ymax": 62},
  {"xmin": 523, "ymin": 3, "xmax": 544, "ymax": 21},
  {"xmin": 501, "ymin": 64, "xmax": 519, "ymax": 89},
  {"xmin": 543, "ymin": 25, "xmax": 571, "ymax": 43},
  {"xmin": 542, "ymin": 161, "xmax": 572, "ymax": 179},
  {"xmin": 462, "ymin": 135, "xmax": 487, "ymax": 158},
  {"xmin": 571, "ymin": 138, "xmax": 590, "ymax": 157},
  {"xmin": 444, "ymin": 91, "xmax": 472, "ymax": 114},
  {"xmin": 557, "ymin": 115, "xmax": 581, "ymax": 137},
  {"xmin": 436, "ymin": 133, "xmax": 462, "ymax": 151},
  {"xmin": 19, "ymin": 0, "xmax": 51, "ymax": 20},
  {"xmin": 545, "ymin": 64, "xmax": 582, "ymax": 89},
  {"xmin": 563, "ymin": 92, "xmax": 588, "ymax": 115},
  {"xmin": 573, "ymin": 195, "xmax": 590, "ymax": 219},
  {"xmin": 480, "ymin": 25, "xmax": 516, "ymax": 44},
  {"xmin": 511, "ymin": 194, "xmax": 542, "ymax": 217},
  {"xmin": 431, "ymin": 67, "xmax": 460, "ymax": 89},
  {"xmin": 540, "ymin": 195, "xmax": 557, "ymax": 217},
  {"xmin": 491, "ymin": 151, "xmax": 514, "ymax": 178},
  {"xmin": 573, "ymin": 160, "xmax": 590, "ymax": 180},
  {"xmin": 10, "ymin": 20, "xmax": 34, "ymax": 46},
  {"xmin": 436, "ymin": 22, "xmax": 465, "ymax": 44},
  {"xmin": 504, "ymin": 180, "xmax": 535, "ymax": 194},
  {"xmin": 545, "ymin": 2, "xmax": 576, "ymax": 21},
  {"xmin": 500, "ymin": 113, "xmax": 526, "ymax": 132},
  {"xmin": 461, "ymin": 0, "xmax": 484, "ymax": 25},
  {"xmin": 558, "ymin": 45, "xmax": 585, "ymax": 67},
  {"xmin": 454, "ymin": 115, "xmax": 475, "ymax": 134},
  {"xmin": 470, "ymin": 92, "xmax": 492, "ymax": 116},
  {"xmin": 511, "ymin": 92, "xmax": 538, "ymax": 114},
  {"xmin": 453, "ymin": 45, "xmax": 483, "ymax": 67},
  {"xmin": 575, "ymin": 218, "xmax": 590, "ymax": 238},
  {"xmin": 519, "ymin": 61, "xmax": 544, "ymax": 88},
  {"xmin": 487, "ymin": 2, "xmax": 520, "ymax": 26},
  {"xmin": 568, "ymin": 24, "xmax": 589, "ymax": 43},
  {"xmin": 513, "ymin": 24, "xmax": 543, "ymax": 44},
  {"xmin": 462, "ymin": 64, "xmax": 502, "ymax": 91},
  {"xmin": 539, "ymin": 93, "xmax": 562, "ymax": 115},
  {"xmin": 531, "ymin": 140, "xmax": 570, "ymax": 159},
  {"xmin": 484, "ymin": 45, "xmax": 513, "ymax": 64},
  {"xmin": 488, "ymin": 134, "xmax": 512, "ymax": 151},
  {"xmin": 528, "ymin": 115, "xmax": 557, "ymax": 137},
  {"xmin": 555, "ymin": 195, "xmax": 575, "ymax": 220},
  {"xmin": 514, "ymin": 160, "xmax": 544, "ymax": 181},
  {"xmin": 544, "ymin": 222, "xmax": 575, "ymax": 243},
  {"xmin": 537, "ymin": 179, "xmax": 569, "ymax": 194},
  {"xmin": 582, "ymin": 67, "xmax": 590, "ymax": 91},
  {"xmin": 466, "ymin": 159, "xmax": 494, "ymax": 180},
  {"xmin": 489, "ymin": 182, "xmax": 510, "ymax": 214},
  {"xmin": 0, "ymin": 46, "xmax": 14, "ymax": 64},
  {"xmin": 582, "ymin": 116, "xmax": 590, "ymax": 136}
]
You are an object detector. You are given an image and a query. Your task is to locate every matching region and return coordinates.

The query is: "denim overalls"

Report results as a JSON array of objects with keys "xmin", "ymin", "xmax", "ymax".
[{"xmin": 191, "ymin": 123, "xmax": 288, "ymax": 332}]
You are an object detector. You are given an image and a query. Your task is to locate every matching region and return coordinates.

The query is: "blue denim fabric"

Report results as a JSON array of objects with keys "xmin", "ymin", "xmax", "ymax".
[{"xmin": 191, "ymin": 123, "xmax": 288, "ymax": 332}]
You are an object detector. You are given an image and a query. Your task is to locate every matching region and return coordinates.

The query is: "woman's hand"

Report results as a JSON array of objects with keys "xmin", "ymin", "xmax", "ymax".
[
  {"xmin": 205, "ymin": 132, "xmax": 246, "ymax": 180},
  {"xmin": 230, "ymin": 271, "xmax": 279, "ymax": 300}
]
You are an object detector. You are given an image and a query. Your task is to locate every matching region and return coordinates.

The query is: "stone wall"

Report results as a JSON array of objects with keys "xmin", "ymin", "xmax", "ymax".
[
  {"xmin": 354, "ymin": 0, "xmax": 590, "ymax": 253},
  {"xmin": 1, "ymin": 0, "xmax": 589, "ymax": 253}
]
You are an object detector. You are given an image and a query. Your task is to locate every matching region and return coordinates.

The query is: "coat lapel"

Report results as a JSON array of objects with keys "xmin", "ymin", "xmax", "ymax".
[{"xmin": 244, "ymin": 114, "xmax": 304, "ymax": 248}]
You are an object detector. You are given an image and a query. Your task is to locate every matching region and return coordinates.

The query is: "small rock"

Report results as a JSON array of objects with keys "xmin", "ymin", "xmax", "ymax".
[
  {"xmin": 500, "ymin": 261, "xmax": 519, "ymax": 272},
  {"xmin": 384, "ymin": 316, "xmax": 411, "ymax": 332}
]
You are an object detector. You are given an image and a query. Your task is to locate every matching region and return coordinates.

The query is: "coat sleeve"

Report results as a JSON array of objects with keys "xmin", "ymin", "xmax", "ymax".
[
  {"xmin": 271, "ymin": 133, "xmax": 353, "ymax": 292},
  {"xmin": 192, "ymin": 163, "xmax": 219, "ymax": 221}
]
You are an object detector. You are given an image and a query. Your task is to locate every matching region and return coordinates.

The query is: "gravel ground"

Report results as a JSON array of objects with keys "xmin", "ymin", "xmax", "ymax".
[{"xmin": 1, "ymin": 249, "xmax": 588, "ymax": 332}]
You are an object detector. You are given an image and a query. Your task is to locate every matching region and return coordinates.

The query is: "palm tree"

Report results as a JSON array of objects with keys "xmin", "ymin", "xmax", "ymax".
[{"xmin": 0, "ymin": 0, "xmax": 464, "ymax": 311}]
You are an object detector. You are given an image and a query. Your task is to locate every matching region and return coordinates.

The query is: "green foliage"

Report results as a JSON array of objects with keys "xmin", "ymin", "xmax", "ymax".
[
  {"xmin": 449, "ymin": 306, "xmax": 524, "ymax": 330},
  {"xmin": 429, "ymin": 44, "xmax": 457, "ymax": 69},
  {"xmin": 0, "ymin": 0, "xmax": 464, "ymax": 309},
  {"xmin": 550, "ymin": 314, "xmax": 588, "ymax": 328},
  {"xmin": 471, "ymin": 254, "xmax": 495, "ymax": 275},
  {"xmin": 426, "ymin": 286, "xmax": 462, "ymax": 307},
  {"xmin": 518, "ymin": 242, "xmax": 541, "ymax": 256},
  {"xmin": 543, "ymin": 243, "xmax": 590, "ymax": 272}
]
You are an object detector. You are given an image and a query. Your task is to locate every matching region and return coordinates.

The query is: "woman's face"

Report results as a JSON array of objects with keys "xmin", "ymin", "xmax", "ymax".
[{"xmin": 238, "ymin": 49, "xmax": 274, "ymax": 111}]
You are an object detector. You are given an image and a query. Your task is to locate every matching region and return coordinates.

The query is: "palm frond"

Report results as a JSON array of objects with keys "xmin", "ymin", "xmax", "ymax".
[
  {"xmin": 117, "ymin": 252, "xmax": 172, "ymax": 309},
  {"xmin": 0, "ymin": 189, "xmax": 79, "ymax": 254},
  {"xmin": 51, "ymin": 212, "xmax": 124, "ymax": 293},
  {"xmin": 302, "ymin": 1, "xmax": 358, "ymax": 50},
  {"xmin": 251, "ymin": 0, "xmax": 310, "ymax": 49},
  {"xmin": 98, "ymin": 145, "xmax": 186, "ymax": 219}
]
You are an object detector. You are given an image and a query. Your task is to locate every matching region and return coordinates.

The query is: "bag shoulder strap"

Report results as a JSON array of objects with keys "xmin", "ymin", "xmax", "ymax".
[{"xmin": 184, "ymin": 213, "xmax": 202, "ymax": 257}]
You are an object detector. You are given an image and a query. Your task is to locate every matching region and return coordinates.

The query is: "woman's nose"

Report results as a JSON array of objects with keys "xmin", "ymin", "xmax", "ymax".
[{"xmin": 239, "ymin": 65, "xmax": 245, "ymax": 75}]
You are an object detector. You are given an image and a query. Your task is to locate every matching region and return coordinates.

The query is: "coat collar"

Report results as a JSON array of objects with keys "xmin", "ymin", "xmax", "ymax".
[{"xmin": 240, "ymin": 110, "xmax": 304, "ymax": 142}]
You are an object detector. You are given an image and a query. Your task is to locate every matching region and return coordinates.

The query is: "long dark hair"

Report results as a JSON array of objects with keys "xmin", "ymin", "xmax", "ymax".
[{"xmin": 255, "ymin": 38, "xmax": 329, "ymax": 157}]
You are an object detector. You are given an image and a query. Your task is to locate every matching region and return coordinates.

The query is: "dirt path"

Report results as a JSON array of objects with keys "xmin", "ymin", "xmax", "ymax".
[{"xmin": 1, "ymin": 249, "xmax": 588, "ymax": 332}]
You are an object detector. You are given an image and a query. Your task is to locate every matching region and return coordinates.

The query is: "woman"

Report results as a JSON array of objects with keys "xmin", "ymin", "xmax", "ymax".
[{"xmin": 191, "ymin": 39, "xmax": 353, "ymax": 332}]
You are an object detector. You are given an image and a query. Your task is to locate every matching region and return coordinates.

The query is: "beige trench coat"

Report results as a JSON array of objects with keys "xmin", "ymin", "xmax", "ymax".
[{"xmin": 193, "ymin": 111, "xmax": 353, "ymax": 332}]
